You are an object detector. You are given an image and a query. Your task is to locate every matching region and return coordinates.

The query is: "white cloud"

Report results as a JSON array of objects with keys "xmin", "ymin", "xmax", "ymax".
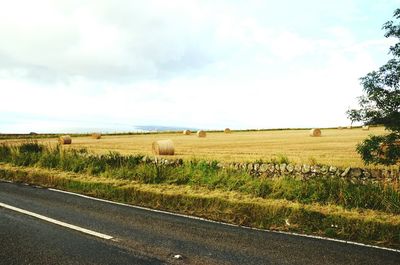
[
  {"xmin": 0, "ymin": 0, "xmax": 397, "ymax": 132},
  {"xmin": 0, "ymin": 0, "xmax": 226, "ymax": 82}
]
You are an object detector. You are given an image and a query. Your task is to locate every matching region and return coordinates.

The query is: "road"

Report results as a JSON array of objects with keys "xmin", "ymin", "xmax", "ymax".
[{"xmin": 0, "ymin": 181, "xmax": 399, "ymax": 265}]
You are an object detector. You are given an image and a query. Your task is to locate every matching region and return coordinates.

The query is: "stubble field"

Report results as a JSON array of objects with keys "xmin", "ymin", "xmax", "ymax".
[
  {"xmin": 1, "ymin": 126, "xmax": 399, "ymax": 248},
  {"xmin": 4, "ymin": 126, "xmax": 388, "ymax": 168}
]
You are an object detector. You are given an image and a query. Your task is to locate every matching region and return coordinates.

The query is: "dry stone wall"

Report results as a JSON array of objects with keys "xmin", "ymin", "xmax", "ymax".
[
  {"xmin": 142, "ymin": 156, "xmax": 400, "ymax": 183},
  {"xmin": 220, "ymin": 162, "xmax": 399, "ymax": 183}
]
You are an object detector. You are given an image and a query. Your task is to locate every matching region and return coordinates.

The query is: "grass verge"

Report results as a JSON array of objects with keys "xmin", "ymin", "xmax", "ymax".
[
  {"xmin": 0, "ymin": 142, "xmax": 399, "ymax": 214},
  {"xmin": 0, "ymin": 163, "xmax": 399, "ymax": 249}
]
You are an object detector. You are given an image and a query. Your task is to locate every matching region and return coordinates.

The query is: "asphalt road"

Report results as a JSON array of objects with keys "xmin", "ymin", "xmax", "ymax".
[{"xmin": 0, "ymin": 181, "xmax": 399, "ymax": 265}]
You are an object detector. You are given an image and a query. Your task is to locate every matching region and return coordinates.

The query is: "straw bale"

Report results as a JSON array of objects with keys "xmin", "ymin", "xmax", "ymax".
[
  {"xmin": 59, "ymin": 135, "xmax": 72, "ymax": 145},
  {"xmin": 92, "ymin": 133, "xmax": 101, "ymax": 139},
  {"xmin": 309, "ymin": 128, "xmax": 321, "ymax": 137},
  {"xmin": 152, "ymin": 139, "xmax": 175, "ymax": 155},
  {"xmin": 197, "ymin": 130, "xmax": 206, "ymax": 137}
]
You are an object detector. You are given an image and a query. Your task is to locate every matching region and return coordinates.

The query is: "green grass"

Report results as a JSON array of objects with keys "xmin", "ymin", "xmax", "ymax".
[
  {"xmin": 0, "ymin": 163, "xmax": 399, "ymax": 249},
  {"xmin": 1, "ymin": 141, "xmax": 399, "ymax": 248},
  {"xmin": 0, "ymin": 141, "xmax": 398, "ymax": 214}
]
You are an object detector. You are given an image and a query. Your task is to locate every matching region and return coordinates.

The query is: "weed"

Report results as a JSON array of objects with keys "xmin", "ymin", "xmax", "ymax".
[{"xmin": 0, "ymin": 142, "xmax": 398, "ymax": 214}]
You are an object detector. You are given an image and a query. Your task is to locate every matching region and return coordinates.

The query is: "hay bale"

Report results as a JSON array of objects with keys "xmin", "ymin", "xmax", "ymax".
[
  {"xmin": 362, "ymin": 126, "xmax": 369, "ymax": 131},
  {"xmin": 197, "ymin": 130, "xmax": 206, "ymax": 138},
  {"xmin": 337, "ymin": 126, "xmax": 343, "ymax": 130},
  {"xmin": 347, "ymin": 126, "xmax": 352, "ymax": 129},
  {"xmin": 309, "ymin": 128, "xmax": 321, "ymax": 137},
  {"xmin": 183, "ymin": 130, "xmax": 191, "ymax": 135},
  {"xmin": 92, "ymin": 133, "xmax": 101, "ymax": 139},
  {"xmin": 152, "ymin": 139, "xmax": 174, "ymax": 155},
  {"xmin": 59, "ymin": 135, "xmax": 72, "ymax": 145},
  {"xmin": 224, "ymin": 128, "xmax": 231, "ymax": 133}
]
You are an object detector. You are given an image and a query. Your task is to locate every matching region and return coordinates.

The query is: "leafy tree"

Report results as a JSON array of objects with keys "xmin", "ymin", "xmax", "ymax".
[
  {"xmin": 347, "ymin": 109, "xmax": 362, "ymax": 127},
  {"xmin": 347, "ymin": 9, "xmax": 400, "ymax": 165}
]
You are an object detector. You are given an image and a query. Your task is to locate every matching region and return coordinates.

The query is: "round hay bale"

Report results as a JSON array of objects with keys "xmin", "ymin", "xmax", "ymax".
[
  {"xmin": 362, "ymin": 125, "xmax": 369, "ymax": 131},
  {"xmin": 197, "ymin": 130, "xmax": 206, "ymax": 138},
  {"xmin": 309, "ymin": 128, "xmax": 321, "ymax": 137},
  {"xmin": 337, "ymin": 126, "xmax": 343, "ymax": 130},
  {"xmin": 347, "ymin": 126, "xmax": 352, "ymax": 129},
  {"xmin": 59, "ymin": 135, "xmax": 72, "ymax": 145},
  {"xmin": 92, "ymin": 133, "xmax": 101, "ymax": 139},
  {"xmin": 152, "ymin": 139, "xmax": 174, "ymax": 156},
  {"xmin": 182, "ymin": 130, "xmax": 191, "ymax": 135},
  {"xmin": 224, "ymin": 128, "xmax": 231, "ymax": 133}
]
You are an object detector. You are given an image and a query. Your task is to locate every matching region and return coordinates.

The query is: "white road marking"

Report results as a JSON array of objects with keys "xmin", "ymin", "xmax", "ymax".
[
  {"xmin": 0, "ymin": 202, "xmax": 113, "ymax": 240},
  {"xmin": 1, "ymin": 180, "xmax": 399, "ymax": 253},
  {"xmin": 0, "ymin": 179, "xmax": 12, "ymax": 183},
  {"xmin": 46, "ymin": 187, "xmax": 400, "ymax": 253}
]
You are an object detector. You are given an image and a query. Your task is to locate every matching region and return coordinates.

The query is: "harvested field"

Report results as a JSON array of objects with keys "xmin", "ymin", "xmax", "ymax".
[{"xmin": 0, "ymin": 127, "xmax": 388, "ymax": 167}]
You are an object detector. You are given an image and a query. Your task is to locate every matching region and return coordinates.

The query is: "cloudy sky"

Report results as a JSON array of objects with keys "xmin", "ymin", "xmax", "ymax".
[{"xmin": 0, "ymin": 0, "xmax": 399, "ymax": 133}]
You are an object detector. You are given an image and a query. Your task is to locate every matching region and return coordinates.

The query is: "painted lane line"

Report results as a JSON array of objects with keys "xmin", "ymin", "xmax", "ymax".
[
  {"xmin": 0, "ymin": 179, "xmax": 12, "ymax": 183},
  {"xmin": 47, "ymin": 187, "xmax": 400, "ymax": 253},
  {"xmin": 1, "ymin": 181, "xmax": 397, "ymax": 252},
  {"xmin": 0, "ymin": 202, "xmax": 113, "ymax": 240}
]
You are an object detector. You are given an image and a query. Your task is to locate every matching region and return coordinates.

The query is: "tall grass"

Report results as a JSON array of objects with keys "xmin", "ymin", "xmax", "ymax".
[
  {"xmin": 1, "ymin": 164, "xmax": 399, "ymax": 248},
  {"xmin": 0, "ymin": 141, "xmax": 399, "ymax": 214}
]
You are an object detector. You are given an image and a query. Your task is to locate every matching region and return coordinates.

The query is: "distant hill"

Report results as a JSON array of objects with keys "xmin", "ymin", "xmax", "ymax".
[{"xmin": 135, "ymin": 125, "xmax": 199, "ymax": 132}]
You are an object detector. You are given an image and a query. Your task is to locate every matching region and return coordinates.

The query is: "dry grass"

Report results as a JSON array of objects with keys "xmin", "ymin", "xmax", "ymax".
[
  {"xmin": 0, "ymin": 127, "xmax": 389, "ymax": 167},
  {"xmin": 1, "ymin": 163, "xmax": 399, "ymax": 248}
]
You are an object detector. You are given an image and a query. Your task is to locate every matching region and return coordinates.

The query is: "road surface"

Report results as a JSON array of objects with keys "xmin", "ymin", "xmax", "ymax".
[{"xmin": 0, "ymin": 181, "xmax": 398, "ymax": 265}]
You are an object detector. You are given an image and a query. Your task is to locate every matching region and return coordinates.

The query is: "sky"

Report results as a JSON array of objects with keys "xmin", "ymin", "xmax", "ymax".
[{"xmin": 0, "ymin": 0, "xmax": 399, "ymax": 133}]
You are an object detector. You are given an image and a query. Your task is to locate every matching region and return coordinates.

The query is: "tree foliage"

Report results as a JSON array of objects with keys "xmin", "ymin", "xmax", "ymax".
[{"xmin": 347, "ymin": 9, "xmax": 400, "ymax": 165}]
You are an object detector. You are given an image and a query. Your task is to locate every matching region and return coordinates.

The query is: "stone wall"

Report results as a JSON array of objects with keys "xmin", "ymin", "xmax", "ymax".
[
  {"xmin": 142, "ymin": 156, "xmax": 400, "ymax": 183},
  {"xmin": 219, "ymin": 162, "xmax": 399, "ymax": 183}
]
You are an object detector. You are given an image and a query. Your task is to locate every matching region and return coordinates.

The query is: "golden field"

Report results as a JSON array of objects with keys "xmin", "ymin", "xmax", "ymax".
[{"xmin": 3, "ymin": 126, "xmax": 390, "ymax": 168}]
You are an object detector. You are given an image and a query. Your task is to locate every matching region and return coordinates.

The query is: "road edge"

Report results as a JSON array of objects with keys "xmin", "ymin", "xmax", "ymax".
[{"xmin": 1, "ymin": 163, "xmax": 399, "ymax": 251}]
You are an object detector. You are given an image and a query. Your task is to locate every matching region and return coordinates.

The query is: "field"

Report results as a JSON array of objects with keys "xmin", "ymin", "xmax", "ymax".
[
  {"xmin": 2, "ymin": 127, "xmax": 388, "ymax": 168},
  {"xmin": 0, "ymin": 129, "xmax": 399, "ymax": 248}
]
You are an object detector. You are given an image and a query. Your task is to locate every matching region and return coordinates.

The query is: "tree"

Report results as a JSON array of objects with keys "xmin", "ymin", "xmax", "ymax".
[
  {"xmin": 347, "ymin": 8, "xmax": 400, "ymax": 165},
  {"xmin": 347, "ymin": 109, "xmax": 362, "ymax": 127}
]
